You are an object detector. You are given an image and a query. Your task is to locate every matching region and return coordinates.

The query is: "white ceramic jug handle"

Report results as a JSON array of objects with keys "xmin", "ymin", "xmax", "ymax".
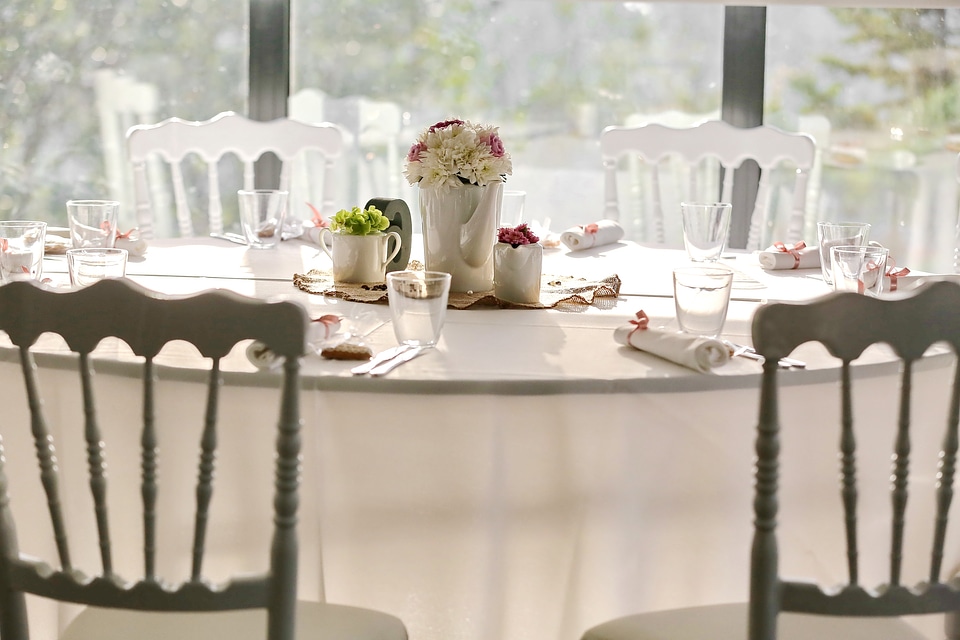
[
  {"xmin": 319, "ymin": 228, "xmax": 334, "ymax": 260},
  {"xmin": 383, "ymin": 231, "xmax": 402, "ymax": 267}
]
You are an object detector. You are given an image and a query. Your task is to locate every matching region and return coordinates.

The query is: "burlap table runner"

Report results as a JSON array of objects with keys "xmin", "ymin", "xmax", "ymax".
[{"xmin": 292, "ymin": 263, "xmax": 621, "ymax": 310}]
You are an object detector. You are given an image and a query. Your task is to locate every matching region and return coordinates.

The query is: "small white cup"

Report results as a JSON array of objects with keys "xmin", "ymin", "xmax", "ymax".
[
  {"xmin": 386, "ymin": 271, "xmax": 452, "ymax": 346},
  {"xmin": 494, "ymin": 242, "xmax": 542, "ymax": 304},
  {"xmin": 830, "ymin": 244, "xmax": 889, "ymax": 296},
  {"xmin": 66, "ymin": 200, "xmax": 119, "ymax": 249},
  {"xmin": 238, "ymin": 189, "xmax": 288, "ymax": 249},
  {"xmin": 0, "ymin": 221, "xmax": 47, "ymax": 283},
  {"xmin": 672, "ymin": 265, "xmax": 734, "ymax": 337},
  {"xmin": 319, "ymin": 229, "xmax": 402, "ymax": 284},
  {"xmin": 816, "ymin": 221, "xmax": 871, "ymax": 285},
  {"xmin": 67, "ymin": 248, "xmax": 128, "ymax": 288},
  {"xmin": 681, "ymin": 202, "xmax": 732, "ymax": 262}
]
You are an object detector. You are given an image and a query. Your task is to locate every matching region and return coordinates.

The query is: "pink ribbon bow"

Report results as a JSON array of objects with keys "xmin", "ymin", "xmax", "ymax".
[
  {"xmin": 885, "ymin": 265, "xmax": 910, "ymax": 291},
  {"xmin": 115, "ymin": 228, "xmax": 140, "ymax": 241},
  {"xmin": 773, "ymin": 240, "xmax": 806, "ymax": 269},
  {"xmin": 629, "ymin": 310, "xmax": 650, "ymax": 337},
  {"xmin": 584, "ymin": 223, "xmax": 599, "ymax": 235}
]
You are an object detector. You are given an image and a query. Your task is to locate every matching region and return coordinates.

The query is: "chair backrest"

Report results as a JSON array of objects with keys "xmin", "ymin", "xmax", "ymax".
[
  {"xmin": 127, "ymin": 111, "xmax": 344, "ymax": 238},
  {"xmin": 0, "ymin": 278, "xmax": 308, "ymax": 640},
  {"xmin": 749, "ymin": 280, "xmax": 960, "ymax": 640},
  {"xmin": 600, "ymin": 120, "xmax": 816, "ymax": 251}
]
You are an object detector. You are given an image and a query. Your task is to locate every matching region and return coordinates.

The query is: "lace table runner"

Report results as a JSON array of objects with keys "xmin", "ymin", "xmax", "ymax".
[{"xmin": 292, "ymin": 265, "xmax": 621, "ymax": 310}]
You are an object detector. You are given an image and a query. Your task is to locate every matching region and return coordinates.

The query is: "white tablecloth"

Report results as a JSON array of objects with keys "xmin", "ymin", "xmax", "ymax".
[{"xmin": 8, "ymin": 239, "xmax": 955, "ymax": 640}]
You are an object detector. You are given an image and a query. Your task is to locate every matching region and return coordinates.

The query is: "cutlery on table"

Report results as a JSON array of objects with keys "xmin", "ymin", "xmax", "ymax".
[
  {"xmin": 350, "ymin": 344, "xmax": 411, "ymax": 375},
  {"xmin": 724, "ymin": 341, "xmax": 806, "ymax": 369},
  {"xmin": 209, "ymin": 232, "xmax": 248, "ymax": 246},
  {"xmin": 368, "ymin": 345, "xmax": 429, "ymax": 377}
]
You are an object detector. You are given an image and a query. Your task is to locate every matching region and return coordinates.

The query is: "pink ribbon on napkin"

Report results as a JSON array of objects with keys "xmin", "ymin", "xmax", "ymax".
[
  {"xmin": 583, "ymin": 223, "xmax": 599, "ymax": 235},
  {"xmin": 311, "ymin": 314, "xmax": 342, "ymax": 340},
  {"xmin": 115, "ymin": 228, "xmax": 140, "ymax": 241},
  {"xmin": 629, "ymin": 310, "xmax": 650, "ymax": 337},
  {"xmin": 773, "ymin": 240, "xmax": 806, "ymax": 270},
  {"xmin": 306, "ymin": 202, "xmax": 330, "ymax": 228},
  {"xmin": 885, "ymin": 264, "xmax": 910, "ymax": 291}
]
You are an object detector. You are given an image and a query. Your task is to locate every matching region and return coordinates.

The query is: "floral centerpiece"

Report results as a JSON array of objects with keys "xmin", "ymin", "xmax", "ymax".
[
  {"xmin": 404, "ymin": 119, "xmax": 513, "ymax": 189},
  {"xmin": 319, "ymin": 205, "xmax": 402, "ymax": 284},
  {"xmin": 329, "ymin": 205, "xmax": 390, "ymax": 235},
  {"xmin": 404, "ymin": 119, "xmax": 513, "ymax": 293},
  {"xmin": 494, "ymin": 224, "xmax": 542, "ymax": 305}
]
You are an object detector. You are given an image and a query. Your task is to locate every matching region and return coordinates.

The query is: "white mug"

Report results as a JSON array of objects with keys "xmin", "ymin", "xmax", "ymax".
[{"xmin": 319, "ymin": 229, "xmax": 402, "ymax": 284}]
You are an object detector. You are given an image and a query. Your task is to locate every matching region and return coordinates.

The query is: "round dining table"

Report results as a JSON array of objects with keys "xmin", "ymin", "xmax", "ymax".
[{"xmin": 2, "ymin": 235, "xmax": 955, "ymax": 640}]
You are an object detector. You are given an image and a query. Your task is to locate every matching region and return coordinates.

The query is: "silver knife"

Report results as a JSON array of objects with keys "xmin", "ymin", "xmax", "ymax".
[
  {"xmin": 368, "ymin": 345, "xmax": 429, "ymax": 377},
  {"xmin": 350, "ymin": 344, "xmax": 411, "ymax": 375}
]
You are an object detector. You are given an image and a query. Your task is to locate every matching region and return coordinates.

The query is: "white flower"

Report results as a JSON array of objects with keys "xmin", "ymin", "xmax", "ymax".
[{"xmin": 404, "ymin": 119, "xmax": 512, "ymax": 190}]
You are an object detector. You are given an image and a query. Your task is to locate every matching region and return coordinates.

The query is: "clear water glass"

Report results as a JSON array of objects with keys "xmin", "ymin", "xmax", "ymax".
[
  {"xmin": 672, "ymin": 265, "xmax": 735, "ymax": 337},
  {"xmin": 386, "ymin": 271, "xmax": 452, "ymax": 346}
]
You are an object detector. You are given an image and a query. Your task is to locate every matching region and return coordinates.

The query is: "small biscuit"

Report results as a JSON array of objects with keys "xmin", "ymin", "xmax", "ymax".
[{"xmin": 320, "ymin": 342, "xmax": 372, "ymax": 361}]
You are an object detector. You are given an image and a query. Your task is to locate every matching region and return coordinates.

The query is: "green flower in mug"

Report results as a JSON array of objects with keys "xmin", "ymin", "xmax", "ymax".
[{"xmin": 330, "ymin": 205, "xmax": 390, "ymax": 236}]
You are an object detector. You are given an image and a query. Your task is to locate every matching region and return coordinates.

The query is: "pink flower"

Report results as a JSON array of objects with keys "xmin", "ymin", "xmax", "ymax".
[
  {"xmin": 482, "ymin": 132, "xmax": 505, "ymax": 157},
  {"xmin": 498, "ymin": 223, "xmax": 540, "ymax": 247},
  {"xmin": 406, "ymin": 141, "xmax": 425, "ymax": 163}
]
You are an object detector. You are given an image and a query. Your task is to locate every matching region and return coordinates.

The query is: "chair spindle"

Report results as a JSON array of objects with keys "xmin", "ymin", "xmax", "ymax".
[
  {"xmin": 931, "ymin": 359, "xmax": 960, "ymax": 582},
  {"xmin": 890, "ymin": 360, "xmax": 914, "ymax": 586},
  {"xmin": 79, "ymin": 352, "xmax": 113, "ymax": 575},
  {"xmin": 141, "ymin": 357, "xmax": 159, "ymax": 581},
  {"xmin": 191, "ymin": 359, "xmax": 222, "ymax": 581},
  {"xmin": 839, "ymin": 361, "xmax": 859, "ymax": 585}
]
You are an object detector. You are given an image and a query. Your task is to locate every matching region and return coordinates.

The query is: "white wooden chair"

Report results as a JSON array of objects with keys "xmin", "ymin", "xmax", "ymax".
[
  {"xmin": 0, "ymin": 278, "xmax": 408, "ymax": 640},
  {"xmin": 582, "ymin": 281, "xmax": 960, "ymax": 640},
  {"xmin": 600, "ymin": 120, "xmax": 816, "ymax": 251},
  {"xmin": 127, "ymin": 112, "xmax": 343, "ymax": 239}
]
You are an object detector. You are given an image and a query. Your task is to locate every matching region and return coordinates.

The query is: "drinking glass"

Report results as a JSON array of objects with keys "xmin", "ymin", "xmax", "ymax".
[
  {"xmin": 238, "ymin": 189, "xmax": 289, "ymax": 249},
  {"xmin": 500, "ymin": 190, "xmax": 527, "ymax": 227},
  {"xmin": 0, "ymin": 221, "xmax": 47, "ymax": 283},
  {"xmin": 386, "ymin": 271, "xmax": 452, "ymax": 346},
  {"xmin": 672, "ymin": 265, "xmax": 734, "ymax": 337},
  {"xmin": 67, "ymin": 248, "xmax": 128, "ymax": 287},
  {"xmin": 680, "ymin": 202, "xmax": 732, "ymax": 262},
  {"xmin": 66, "ymin": 200, "xmax": 119, "ymax": 249},
  {"xmin": 830, "ymin": 245, "xmax": 889, "ymax": 296},
  {"xmin": 816, "ymin": 221, "xmax": 871, "ymax": 285}
]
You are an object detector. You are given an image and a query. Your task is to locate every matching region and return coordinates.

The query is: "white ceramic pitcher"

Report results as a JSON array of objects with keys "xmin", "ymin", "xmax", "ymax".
[{"xmin": 319, "ymin": 229, "xmax": 402, "ymax": 284}]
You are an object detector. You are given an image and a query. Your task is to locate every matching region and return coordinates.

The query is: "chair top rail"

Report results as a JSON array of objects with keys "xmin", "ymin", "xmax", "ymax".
[
  {"xmin": 127, "ymin": 111, "xmax": 344, "ymax": 164},
  {"xmin": 752, "ymin": 280, "xmax": 960, "ymax": 363},
  {"xmin": 0, "ymin": 279, "xmax": 308, "ymax": 360},
  {"xmin": 600, "ymin": 120, "xmax": 816, "ymax": 171}
]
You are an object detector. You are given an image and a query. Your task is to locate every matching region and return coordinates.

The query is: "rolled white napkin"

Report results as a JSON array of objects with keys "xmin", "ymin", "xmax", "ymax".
[
  {"xmin": 246, "ymin": 341, "xmax": 281, "ymax": 370},
  {"xmin": 560, "ymin": 220, "xmax": 624, "ymax": 251},
  {"xmin": 614, "ymin": 319, "xmax": 729, "ymax": 373},
  {"xmin": 758, "ymin": 241, "xmax": 820, "ymax": 270}
]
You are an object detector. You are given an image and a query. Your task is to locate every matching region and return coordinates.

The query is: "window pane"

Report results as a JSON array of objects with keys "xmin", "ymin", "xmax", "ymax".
[
  {"xmin": 2, "ymin": 1, "xmax": 247, "ymax": 230},
  {"xmin": 291, "ymin": 0, "xmax": 723, "ymax": 239},
  {"xmin": 767, "ymin": 7, "xmax": 960, "ymax": 273}
]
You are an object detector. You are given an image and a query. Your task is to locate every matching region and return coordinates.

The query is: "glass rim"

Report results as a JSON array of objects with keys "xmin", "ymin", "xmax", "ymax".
[
  {"xmin": 817, "ymin": 220, "xmax": 871, "ymax": 228},
  {"xmin": 673, "ymin": 265, "xmax": 735, "ymax": 276},
  {"xmin": 0, "ymin": 220, "xmax": 47, "ymax": 227},
  {"xmin": 66, "ymin": 199, "xmax": 120, "ymax": 206},
  {"xmin": 679, "ymin": 201, "xmax": 732, "ymax": 209},
  {"xmin": 66, "ymin": 248, "xmax": 128, "ymax": 256},
  {"xmin": 830, "ymin": 244, "xmax": 888, "ymax": 255},
  {"xmin": 387, "ymin": 270, "xmax": 452, "ymax": 282}
]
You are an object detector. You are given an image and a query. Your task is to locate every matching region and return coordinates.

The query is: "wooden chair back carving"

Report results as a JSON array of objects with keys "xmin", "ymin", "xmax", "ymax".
[
  {"xmin": 750, "ymin": 280, "xmax": 960, "ymax": 639},
  {"xmin": 0, "ymin": 279, "xmax": 308, "ymax": 640},
  {"xmin": 600, "ymin": 120, "xmax": 816, "ymax": 251},
  {"xmin": 127, "ymin": 111, "xmax": 343, "ymax": 238}
]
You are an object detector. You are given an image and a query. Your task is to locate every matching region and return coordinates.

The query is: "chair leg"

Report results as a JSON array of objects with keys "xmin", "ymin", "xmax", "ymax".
[{"xmin": 946, "ymin": 611, "xmax": 960, "ymax": 640}]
